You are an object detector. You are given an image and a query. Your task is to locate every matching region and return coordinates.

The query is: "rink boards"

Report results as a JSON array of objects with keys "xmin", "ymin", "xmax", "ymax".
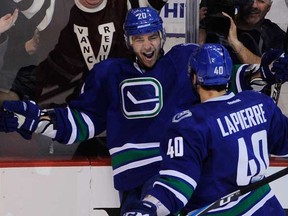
[{"xmin": 0, "ymin": 156, "xmax": 287, "ymax": 216}]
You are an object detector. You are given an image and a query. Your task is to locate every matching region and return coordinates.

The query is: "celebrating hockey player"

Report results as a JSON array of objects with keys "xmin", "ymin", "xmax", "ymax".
[
  {"xmin": 0, "ymin": 0, "xmax": 167, "ymax": 104},
  {"xmin": 0, "ymin": 7, "xmax": 288, "ymax": 215},
  {"xmin": 123, "ymin": 44, "xmax": 288, "ymax": 216}
]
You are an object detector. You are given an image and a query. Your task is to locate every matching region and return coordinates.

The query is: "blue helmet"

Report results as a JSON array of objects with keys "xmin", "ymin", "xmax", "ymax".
[
  {"xmin": 189, "ymin": 44, "xmax": 232, "ymax": 86},
  {"xmin": 124, "ymin": 7, "xmax": 165, "ymax": 47}
]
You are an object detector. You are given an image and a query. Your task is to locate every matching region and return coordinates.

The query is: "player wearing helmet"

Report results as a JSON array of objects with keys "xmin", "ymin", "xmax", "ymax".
[
  {"xmin": 189, "ymin": 43, "xmax": 232, "ymax": 87},
  {"xmin": 123, "ymin": 44, "xmax": 288, "ymax": 216},
  {"xmin": 124, "ymin": 6, "xmax": 166, "ymax": 69},
  {"xmin": 1, "ymin": 7, "xmax": 288, "ymax": 215},
  {"xmin": 0, "ymin": 0, "xmax": 168, "ymax": 104},
  {"xmin": 0, "ymin": 6, "xmax": 200, "ymax": 214}
]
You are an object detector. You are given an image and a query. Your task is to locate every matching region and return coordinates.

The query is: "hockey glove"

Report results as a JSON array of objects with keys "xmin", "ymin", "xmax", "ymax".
[
  {"xmin": 123, "ymin": 201, "xmax": 157, "ymax": 216},
  {"xmin": 2, "ymin": 100, "xmax": 41, "ymax": 140},
  {"xmin": 271, "ymin": 53, "xmax": 288, "ymax": 82},
  {"xmin": 0, "ymin": 109, "xmax": 18, "ymax": 132},
  {"xmin": 260, "ymin": 49, "xmax": 287, "ymax": 83}
]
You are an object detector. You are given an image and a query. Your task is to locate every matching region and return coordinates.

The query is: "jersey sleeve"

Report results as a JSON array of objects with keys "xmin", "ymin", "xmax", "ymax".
[
  {"xmin": 229, "ymin": 64, "xmax": 270, "ymax": 94},
  {"xmin": 51, "ymin": 60, "xmax": 112, "ymax": 144},
  {"xmin": 266, "ymin": 96, "xmax": 288, "ymax": 156},
  {"xmin": 148, "ymin": 113, "xmax": 207, "ymax": 214},
  {"xmin": 230, "ymin": 64, "xmax": 255, "ymax": 93}
]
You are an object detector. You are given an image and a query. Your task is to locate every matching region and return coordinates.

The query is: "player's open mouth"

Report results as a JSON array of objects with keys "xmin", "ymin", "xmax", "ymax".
[{"xmin": 143, "ymin": 51, "xmax": 154, "ymax": 59}]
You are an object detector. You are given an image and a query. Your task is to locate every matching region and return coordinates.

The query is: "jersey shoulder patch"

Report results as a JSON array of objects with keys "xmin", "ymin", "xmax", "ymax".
[{"xmin": 172, "ymin": 110, "xmax": 192, "ymax": 123}]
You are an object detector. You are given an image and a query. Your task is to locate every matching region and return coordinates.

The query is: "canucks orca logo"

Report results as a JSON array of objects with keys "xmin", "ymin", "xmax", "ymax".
[
  {"xmin": 172, "ymin": 110, "xmax": 192, "ymax": 123},
  {"xmin": 120, "ymin": 77, "xmax": 163, "ymax": 119}
]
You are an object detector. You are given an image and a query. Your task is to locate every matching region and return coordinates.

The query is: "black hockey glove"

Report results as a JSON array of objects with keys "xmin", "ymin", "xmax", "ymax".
[
  {"xmin": 11, "ymin": 65, "xmax": 37, "ymax": 100},
  {"xmin": 123, "ymin": 201, "xmax": 157, "ymax": 216},
  {"xmin": 260, "ymin": 49, "xmax": 288, "ymax": 83},
  {"xmin": 2, "ymin": 100, "xmax": 41, "ymax": 139}
]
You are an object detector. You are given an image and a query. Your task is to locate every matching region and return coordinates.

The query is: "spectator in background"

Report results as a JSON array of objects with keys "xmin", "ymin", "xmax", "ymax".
[
  {"xmin": 0, "ymin": 9, "xmax": 19, "ymax": 73},
  {"xmin": 0, "ymin": 1, "xmax": 42, "ymax": 70},
  {"xmin": 0, "ymin": 9, "xmax": 18, "ymax": 36},
  {"xmin": 0, "ymin": 0, "xmax": 53, "ymax": 98},
  {"xmin": 199, "ymin": 0, "xmax": 285, "ymax": 64}
]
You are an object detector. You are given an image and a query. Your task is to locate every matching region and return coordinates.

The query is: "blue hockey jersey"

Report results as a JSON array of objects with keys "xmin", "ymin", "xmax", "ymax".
[
  {"xmin": 51, "ymin": 43, "xmax": 200, "ymax": 191},
  {"xmin": 148, "ymin": 91, "xmax": 288, "ymax": 215}
]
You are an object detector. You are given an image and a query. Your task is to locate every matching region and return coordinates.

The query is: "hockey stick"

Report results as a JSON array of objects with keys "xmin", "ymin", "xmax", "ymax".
[
  {"xmin": 271, "ymin": 82, "xmax": 282, "ymax": 104},
  {"xmin": 187, "ymin": 167, "xmax": 288, "ymax": 216},
  {"xmin": 271, "ymin": 26, "xmax": 288, "ymax": 104}
]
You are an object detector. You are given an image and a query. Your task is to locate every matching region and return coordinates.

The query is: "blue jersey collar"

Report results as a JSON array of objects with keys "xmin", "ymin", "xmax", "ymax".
[{"xmin": 204, "ymin": 91, "xmax": 235, "ymax": 103}]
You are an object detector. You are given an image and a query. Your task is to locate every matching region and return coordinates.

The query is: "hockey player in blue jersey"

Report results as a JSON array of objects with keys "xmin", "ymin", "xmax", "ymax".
[
  {"xmin": 0, "ymin": 6, "xmax": 199, "ymax": 214},
  {"xmin": 0, "ymin": 7, "xmax": 288, "ymax": 215},
  {"xmin": 123, "ymin": 44, "xmax": 288, "ymax": 215}
]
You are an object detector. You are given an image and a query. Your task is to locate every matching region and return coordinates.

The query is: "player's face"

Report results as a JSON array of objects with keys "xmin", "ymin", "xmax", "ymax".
[
  {"xmin": 78, "ymin": 0, "xmax": 104, "ymax": 8},
  {"xmin": 240, "ymin": 0, "xmax": 271, "ymax": 25},
  {"xmin": 131, "ymin": 32, "xmax": 162, "ymax": 68}
]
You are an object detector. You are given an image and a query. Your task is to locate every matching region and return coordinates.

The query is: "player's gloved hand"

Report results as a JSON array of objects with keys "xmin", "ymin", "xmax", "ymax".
[
  {"xmin": 2, "ymin": 100, "xmax": 41, "ymax": 140},
  {"xmin": 0, "ymin": 109, "xmax": 18, "ymax": 132},
  {"xmin": 123, "ymin": 201, "xmax": 157, "ymax": 216},
  {"xmin": 260, "ymin": 49, "xmax": 288, "ymax": 83},
  {"xmin": 271, "ymin": 52, "xmax": 288, "ymax": 82}
]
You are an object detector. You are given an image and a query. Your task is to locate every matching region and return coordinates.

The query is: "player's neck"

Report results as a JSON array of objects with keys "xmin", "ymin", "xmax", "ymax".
[{"xmin": 199, "ymin": 89, "xmax": 227, "ymax": 103}]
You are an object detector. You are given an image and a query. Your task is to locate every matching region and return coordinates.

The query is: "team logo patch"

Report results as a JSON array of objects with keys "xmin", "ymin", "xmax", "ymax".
[
  {"xmin": 172, "ymin": 110, "xmax": 192, "ymax": 123},
  {"xmin": 120, "ymin": 77, "xmax": 163, "ymax": 119}
]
